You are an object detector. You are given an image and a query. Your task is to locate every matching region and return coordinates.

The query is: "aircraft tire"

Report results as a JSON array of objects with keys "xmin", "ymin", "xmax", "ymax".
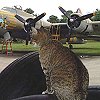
[{"xmin": 0, "ymin": 52, "xmax": 46, "ymax": 100}]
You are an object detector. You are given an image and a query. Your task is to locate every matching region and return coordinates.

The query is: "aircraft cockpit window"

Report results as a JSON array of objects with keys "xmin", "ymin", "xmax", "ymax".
[{"xmin": 1, "ymin": 7, "xmax": 17, "ymax": 14}]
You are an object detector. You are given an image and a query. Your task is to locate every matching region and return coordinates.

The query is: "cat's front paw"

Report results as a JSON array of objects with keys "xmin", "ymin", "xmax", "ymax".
[{"xmin": 42, "ymin": 90, "xmax": 54, "ymax": 94}]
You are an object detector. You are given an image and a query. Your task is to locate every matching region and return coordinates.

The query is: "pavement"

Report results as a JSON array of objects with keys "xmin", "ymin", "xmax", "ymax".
[
  {"xmin": 0, "ymin": 53, "xmax": 100, "ymax": 86},
  {"xmin": 0, "ymin": 53, "xmax": 25, "ymax": 72},
  {"xmin": 80, "ymin": 56, "xmax": 100, "ymax": 86}
]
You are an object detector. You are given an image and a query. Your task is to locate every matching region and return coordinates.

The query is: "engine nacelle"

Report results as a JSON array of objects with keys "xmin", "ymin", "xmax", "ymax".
[
  {"xmin": 74, "ymin": 20, "xmax": 93, "ymax": 33},
  {"xmin": 73, "ymin": 20, "xmax": 89, "ymax": 33},
  {"xmin": 68, "ymin": 13, "xmax": 93, "ymax": 33}
]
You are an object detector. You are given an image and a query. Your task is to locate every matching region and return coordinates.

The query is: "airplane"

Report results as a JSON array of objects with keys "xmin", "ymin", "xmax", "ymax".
[
  {"xmin": 0, "ymin": 5, "xmax": 100, "ymax": 49},
  {"xmin": 0, "ymin": 5, "xmax": 51, "ymax": 45},
  {"xmin": 50, "ymin": 6, "xmax": 100, "ymax": 48},
  {"xmin": 14, "ymin": 5, "xmax": 100, "ymax": 48}
]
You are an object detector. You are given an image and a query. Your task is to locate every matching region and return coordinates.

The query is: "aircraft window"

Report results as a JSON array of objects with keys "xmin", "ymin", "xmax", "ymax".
[
  {"xmin": 1, "ymin": 7, "xmax": 17, "ymax": 14},
  {"xmin": 0, "ymin": 19, "xmax": 3, "ymax": 23},
  {"xmin": 2, "ymin": 7, "xmax": 11, "ymax": 11}
]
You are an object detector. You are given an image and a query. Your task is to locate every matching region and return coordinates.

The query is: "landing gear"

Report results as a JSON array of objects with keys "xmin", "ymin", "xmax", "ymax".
[
  {"xmin": 68, "ymin": 44, "xmax": 73, "ymax": 49},
  {"xmin": 25, "ymin": 39, "xmax": 28, "ymax": 45}
]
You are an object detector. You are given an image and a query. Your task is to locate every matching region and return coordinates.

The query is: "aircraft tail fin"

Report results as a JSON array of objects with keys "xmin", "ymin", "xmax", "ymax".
[{"xmin": 76, "ymin": 8, "xmax": 82, "ymax": 14}]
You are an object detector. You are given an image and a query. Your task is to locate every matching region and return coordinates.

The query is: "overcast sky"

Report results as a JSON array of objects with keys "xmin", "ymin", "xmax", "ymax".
[{"xmin": 0, "ymin": 0, "xmax": 100, "ymax": 20}]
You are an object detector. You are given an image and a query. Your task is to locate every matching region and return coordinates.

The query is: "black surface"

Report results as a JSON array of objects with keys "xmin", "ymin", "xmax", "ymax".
[
  {"xmin": 13, "ymin": 86, "xmax": 100, "ymax": 100},
  {"xmin": 0, "ymin": 52, "xmax": 46, "ymax": 100},
  {"xmin": 87, "ymin": 85, "xmax": 100, "ymax": 100}
]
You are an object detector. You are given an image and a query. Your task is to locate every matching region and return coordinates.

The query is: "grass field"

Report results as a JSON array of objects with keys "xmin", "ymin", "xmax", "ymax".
[
  {"xmin": 64, "ymin": 40, "xmax": 100, "ymax": 56},
  {"xmin": 0, "ymin": 40, "xmax": 100, "ymax": 55},
  {"xmin": 0, "ymin": 43, "xmax": 38, "ymax": 52}
]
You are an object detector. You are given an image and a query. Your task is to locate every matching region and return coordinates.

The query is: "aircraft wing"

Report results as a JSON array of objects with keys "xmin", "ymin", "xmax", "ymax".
[
  {"xmin": 87, "ymin": 35, "xmax": 100, "ymax": 40},
  {"xmin": 51, "ymin": 22, "xmax": 100, "ymax": 41},
  {"xmin": 52, "ymin": 23, "xmax": 68, "ymax": 26},
  {"xmin": 76, "ymin": 34, "xmax": 100, "ymax": 40}
]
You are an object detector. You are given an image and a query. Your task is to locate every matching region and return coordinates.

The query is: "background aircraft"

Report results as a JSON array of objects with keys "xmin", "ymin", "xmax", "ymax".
[
  {"xmin": 0, "ymin": 5, "xmax": 100, "ymax": 48},
  {"xmin": 0, "ymin": 6, "xmax": 51, "ymax": 45},
  {"xmin": 50, "ymin": 6, "xmax": 100, "ymax": 48}
]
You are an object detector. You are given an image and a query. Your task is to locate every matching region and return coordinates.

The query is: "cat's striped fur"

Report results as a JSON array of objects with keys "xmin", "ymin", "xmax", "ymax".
[{"xmin": 32, "ymin": 27, "xmax": 89, "ymax": 100}]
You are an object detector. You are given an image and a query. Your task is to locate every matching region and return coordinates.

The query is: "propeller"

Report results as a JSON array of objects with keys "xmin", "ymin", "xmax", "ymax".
[
  {"xmin": 58, "ymin": 6, "xmax": 71, "ymax": 19},
  {"xmin": 75, "ymin": 13, "xmax": 95, "ymax": 22},
  {"xmin": 15, "ymin": 14, "xmax": 25, "ymax": 23},
  {"xmin": 15, "ymin": 13, "xmax": 46, "ymax": 45},
  {"xmin": 58, "ymin": 6, "xmax": 95, "ymax": 47},
  {"xmin": 59, "ymin": 6, "xmax": 95, "ymax": 28}
]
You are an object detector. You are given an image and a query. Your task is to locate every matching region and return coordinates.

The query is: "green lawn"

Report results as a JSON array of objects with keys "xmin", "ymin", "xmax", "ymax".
[
  {"xmin": 65, "ymin": 40, "xmax": 100, "ymax": 56},
  {"xmin": 0, "ymin": 40, "xmax": 100, "ymax": 55},
  {"xmin": 0, "ymin": 43, "xmax": 39, "ymax": 52},
  {"xmin": 12, "ymin": 43, "xmax": 39, "ymax": 52}
]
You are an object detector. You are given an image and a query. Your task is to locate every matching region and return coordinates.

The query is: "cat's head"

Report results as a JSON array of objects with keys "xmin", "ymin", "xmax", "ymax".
[{"xmin": 31, "ymin": 27, "xmax": 51, "ymax": 45}]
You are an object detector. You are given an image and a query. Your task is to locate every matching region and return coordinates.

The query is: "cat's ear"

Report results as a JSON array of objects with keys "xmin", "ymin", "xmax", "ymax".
[{"xmin": 31, "ymin": 27, "xmax": 38, "ymax": 35}]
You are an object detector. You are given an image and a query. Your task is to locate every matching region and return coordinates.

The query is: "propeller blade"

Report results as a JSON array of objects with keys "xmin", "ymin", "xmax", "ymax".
[
  {"xmin": 58, "ymin": 6, "xmax": 70, "ymax": 19},
  {"xmin": 15, "ymin": 14, "xmax": 25, "ymax": 23},
  {"xmin": 29, "ymin": 12, "xmax": 46, "ymax": 26},
  {"xmin": 15, "ymin": 13, "xmax": 46, "ymax": 45},
  {"xmin": 76, "ymin": 12, "xmax": 95, "ymax": 21},
  {"xmin": 26, "ymin": 39, "xmax": 29, "ymax": 45}
]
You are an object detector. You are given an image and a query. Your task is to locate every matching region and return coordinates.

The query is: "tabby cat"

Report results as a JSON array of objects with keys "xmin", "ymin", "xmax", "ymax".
[{"xmin": 31, "ymin": 27, "xmax": 89, "ymax": 100}]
